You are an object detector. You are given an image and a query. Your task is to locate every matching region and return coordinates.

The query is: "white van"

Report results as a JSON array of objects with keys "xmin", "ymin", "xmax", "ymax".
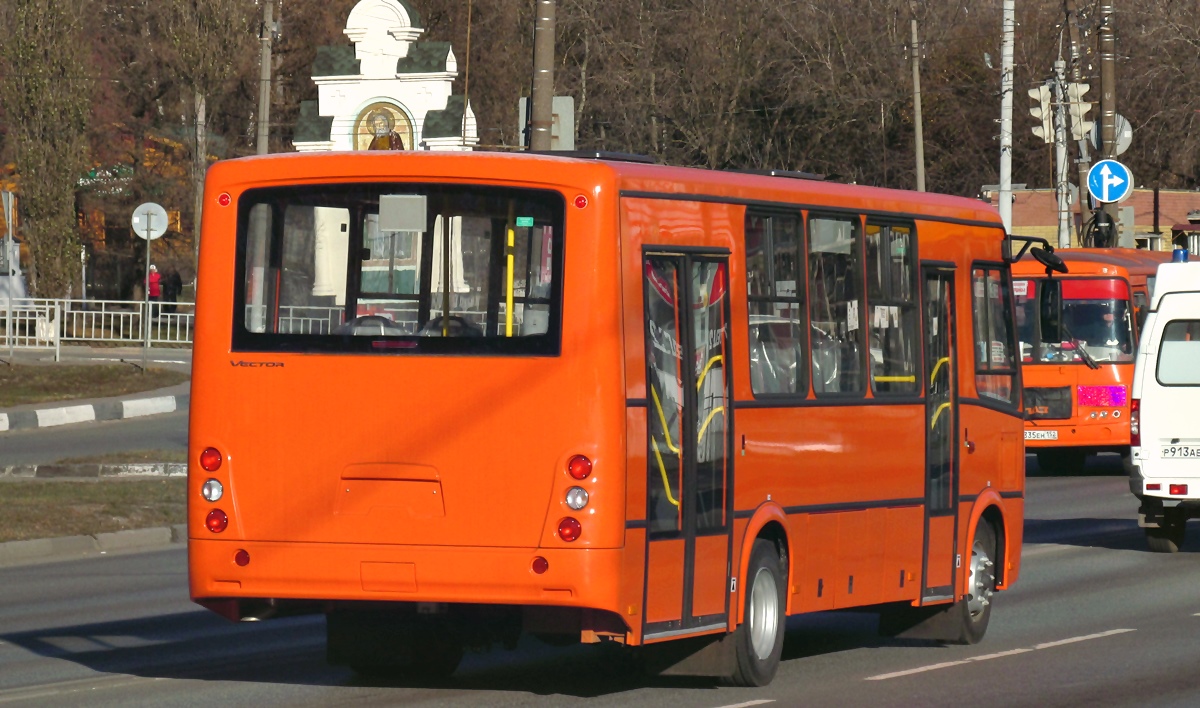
[{"xmin": 1130, "ymin": 260, "xmax": 1200, "ymax": 552}]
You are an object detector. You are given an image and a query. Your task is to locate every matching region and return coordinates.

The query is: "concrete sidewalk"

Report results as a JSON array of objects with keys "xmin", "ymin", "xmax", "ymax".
[{"xmin": 0, "ymin": 524, "xmax": 188, "ymax": 567}]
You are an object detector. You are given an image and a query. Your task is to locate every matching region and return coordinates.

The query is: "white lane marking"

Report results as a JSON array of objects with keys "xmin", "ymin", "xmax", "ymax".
[
  {"xmin": 0, "ymin": 413, "xmax": 8, "ymax": 432},
  {"xmin": 866, "ymin": 628, "xmax": 1136, "ymax": 681},
  {"xmin": 121, "ymin": 396, "xmax": 176, "ymax": 418},
  {"xmin": 713, "ymin": 702, "xmax": 775, "ymax": 708},
  {"xmin": 35, "ymin": 405, "xmax": 95, "ymax": 428}
]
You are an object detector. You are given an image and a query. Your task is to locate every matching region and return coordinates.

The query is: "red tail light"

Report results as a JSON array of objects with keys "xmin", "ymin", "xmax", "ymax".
[
  {"xmin": 206, "ymin": 509, "xmax": 229, "ymax": 533},
  {"xmin": 558, "ymin": 517, "xmax": 582, "ymax": 542},
  {"xmin": 531, "ymin": 556, "xmax": 549, "ymax": 574},
  {"xmin": 235, "ymin": 549, "xmax": 250, "ymax": 566},
  {"xmin": 1170, "ymin": 484, "xmax": 1189, "ymax": 496},
  {"xmin": 567, "ymin": 455, "xmax": 592, "ymax": 480},
  {"xmin": 1130, "ymin": 399, "xmax": 1140, "ymax": 447},
  {"xmin": 200, "ymin": 447, "xmax": 223, "ymax": 472}
]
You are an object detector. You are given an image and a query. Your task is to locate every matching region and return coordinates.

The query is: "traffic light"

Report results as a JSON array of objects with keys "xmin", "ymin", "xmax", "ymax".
[
  {"xmin": 1066, "ymin": 82, "xmax": 1093, "ymax": 141},
  {"xmin": 1028, "ymin": 83, "xmax": 1053, "ymax": 144}
]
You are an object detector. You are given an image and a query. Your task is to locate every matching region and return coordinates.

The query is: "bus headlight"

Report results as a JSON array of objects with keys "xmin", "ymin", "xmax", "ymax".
[{"xmin": 565, "ymin": 486, "xmax": 589, "ymax": 510}]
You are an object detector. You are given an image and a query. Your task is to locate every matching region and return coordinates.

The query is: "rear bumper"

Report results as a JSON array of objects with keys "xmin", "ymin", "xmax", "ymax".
[{"xmin": 189, "ymin": 539, "xmax": 624, "ymax": 611}]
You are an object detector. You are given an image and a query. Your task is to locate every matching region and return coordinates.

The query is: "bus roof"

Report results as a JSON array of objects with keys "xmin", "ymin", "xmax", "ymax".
[
  {"xmin": 207, "ymin": 151, "xmax": 1005, "ymax": 229},
  {"xmin": 1012, "ymin": 247, "xmax": 1171, "ymax": 278}
]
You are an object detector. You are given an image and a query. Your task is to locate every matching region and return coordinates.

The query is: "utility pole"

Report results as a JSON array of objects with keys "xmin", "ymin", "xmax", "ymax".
[
  {"xmin": 529, "ymin": 0, "xmax": 556, "ymax": 151},
  {"xmin": 1096, "ymin": 0, "xmax": 1119, "ymax": 244},
  {"xmin": 998, "ymin": 0, "xmax": 1015, "ymax": 230},
  {"xmin": 1052, "ymin": 59, "xmax": 1072, "ymax": 249},
  {"xmin": 256, "ymin": 1, "xmax": 274, "ymax": 155},
  {"xmin": 1064, "ymin": 0, "xmax": 1091, "ymax": 242},
  {"xmin": 910, "ymin": 8, "xmax": 926, "ymax": 192}
]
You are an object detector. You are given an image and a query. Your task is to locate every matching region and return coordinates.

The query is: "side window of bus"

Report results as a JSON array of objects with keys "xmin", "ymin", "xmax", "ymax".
[
  {"xmin": 745, "ymin": 212, "xmax": 805, "ymax": 396},
  {"xmin": 865, "ymin": 223, "xmax": 918, "ymax": 395},
  {"xmin": 808, "ymin": 216, "xmax": 865, "ymax": 395},
  {"xmin": 971, "ymin": 266, "xmax": 1018, "ymax": 405}
]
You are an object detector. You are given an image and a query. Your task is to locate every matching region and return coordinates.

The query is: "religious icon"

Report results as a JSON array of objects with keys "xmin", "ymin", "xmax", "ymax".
[{"xmin": 367, "ymin": 110, "xmax": 405, "ymax": 151}]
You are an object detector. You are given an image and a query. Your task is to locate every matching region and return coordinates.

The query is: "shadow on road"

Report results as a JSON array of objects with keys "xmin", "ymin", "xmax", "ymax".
[
  {"xmin": 1023, "ymin": 516, "xmax": 1197, "ymax": 552},
  {"xmin": 1025, "ymin": 453, "xmax": 1128, "ymax": 478},
  {"xmin": 1, "ymin": 607, "xmax": 952, "ymax": 697}
]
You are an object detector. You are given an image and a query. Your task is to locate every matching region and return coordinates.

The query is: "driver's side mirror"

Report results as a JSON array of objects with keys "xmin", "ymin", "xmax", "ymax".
[{"xmin": 1039, "ymin": 278, "xmax": 1062, "ymax": 344}]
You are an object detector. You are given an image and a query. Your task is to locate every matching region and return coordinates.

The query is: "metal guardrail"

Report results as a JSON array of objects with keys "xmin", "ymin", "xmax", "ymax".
[{"xmin": 1, "ymin": 298, "xmax": 193, "ymax": 361}]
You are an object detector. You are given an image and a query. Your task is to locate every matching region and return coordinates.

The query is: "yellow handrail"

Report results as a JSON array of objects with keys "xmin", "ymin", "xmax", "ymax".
[
  {"xmin": 698, "ymin": 406, "xmax": 725, "ymax": 443},
  {"xmin": 931, "ymin": 401, "xmax": 952, "ymax": 430},
  {"xmin": 696, "ymin": 354, "xmax": 723, "ymax": 392},
  {"xmin": 651, "ymin": 437, "xmax": 681, "ymax": 507},
  {"xmin": 930, "ymin": 356, "xmax": 950, "ymax": 386},
  {"xmin": 650, "ymin": 385, "xmax": 681, "ymax": 454},
  {"xmin": 504, "ymin": 203, "xmax": 515, "ymax": 337},
  {"xmin": 875, "ymin": 375, "xmax": 917, "ymax": 383}
]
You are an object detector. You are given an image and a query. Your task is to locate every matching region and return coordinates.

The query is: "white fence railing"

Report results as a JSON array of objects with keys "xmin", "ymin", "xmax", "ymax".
[{"xmin": 1, "ymin": 298, "xmax": 193, "ymax": 360}]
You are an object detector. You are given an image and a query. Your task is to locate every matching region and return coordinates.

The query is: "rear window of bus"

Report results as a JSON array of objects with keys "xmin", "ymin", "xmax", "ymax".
[{"xmin": 232, "ymin": 184, "xmax": 565, "ymax": 355}]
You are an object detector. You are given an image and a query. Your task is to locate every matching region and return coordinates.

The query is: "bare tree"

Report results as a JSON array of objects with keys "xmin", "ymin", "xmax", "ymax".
[
  {"xmin": 0, "ymin": 0, "xmax": 93, "ymax": 297},
  {"xmin": 159, "ymin": 0, "xmax": 255, "ymax": 266}
]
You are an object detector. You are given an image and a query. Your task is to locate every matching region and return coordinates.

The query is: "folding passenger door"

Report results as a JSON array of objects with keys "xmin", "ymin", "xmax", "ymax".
[
  {"xmin": 641, "ymin": 250, "xmax": 734, "ymax": 640},
  {"xmin": 921, "ymin": 265, "xmax": 960, "ymax": 601}
]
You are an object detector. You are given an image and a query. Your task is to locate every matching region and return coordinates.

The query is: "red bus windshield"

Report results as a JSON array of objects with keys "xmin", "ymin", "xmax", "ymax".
[{"xmin": 1014, "ymin": 277, "xmax": 1134, "ymax": 364}]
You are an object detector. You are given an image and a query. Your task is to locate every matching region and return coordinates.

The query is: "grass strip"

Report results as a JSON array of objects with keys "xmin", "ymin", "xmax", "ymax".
[
  {"xmin": 0, "ymin": 478, "xmax": 186, "ymax": 542},
  {"xmin": 0, "ymin": 364, "xmax": 188, "ymax": 408}
]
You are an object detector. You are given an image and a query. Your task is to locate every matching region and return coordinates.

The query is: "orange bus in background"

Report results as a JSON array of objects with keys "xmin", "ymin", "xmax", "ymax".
[
  {"xmin": 1013, "ymin": 248, "xmax": 1170, "ymax": 472},
  {"xmin": 189, "ymin": 151, "xmax": 1027, "ymax": 685}
]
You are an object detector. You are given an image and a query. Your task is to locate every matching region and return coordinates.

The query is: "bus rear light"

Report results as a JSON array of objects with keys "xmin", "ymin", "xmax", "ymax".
[
  {"xmin": 558, "ymin": 517, "xmax": 582, "ymax": 542},
  {"xmin": 1146, "ymin": 483, "xmax": 1161, "ymax": 491},
  {"xmin": 1130, "ymin": 399, "xmax": 1140, "ymax": 447},
  {"xmin": 566, "ymin": 486, "xmax": 589, "ymax": 510},
  {"xmin": 235, "ymin": 550, "xmax": 250, "ymax": 566},
  {"xmin": 567, "ymin": 455, "xmax": 592, "ymax": 480},
  {"xmin": 531, "ymin": 556, "xmax": 549, "ymax": 574},
  {"xmin": 201, "ymin": 479, "xmax": 224, "ymax": 502},
  {"xmin": 206, "ymin": 509, "xmax": 229, "ymax": 533},
  {"xmin": 1170, "ymin": 484, "xmax": 1188, "ymax": 496},
  {"xmin": 200, "ymin": 447, "xmax": 223, "ymax": 472}
]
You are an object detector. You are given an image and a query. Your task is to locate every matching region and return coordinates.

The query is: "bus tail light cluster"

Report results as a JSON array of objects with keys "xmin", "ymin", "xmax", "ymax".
[
  {"xmin": 199, "ymin": 447, "xmax": 228, "ymax": 533},
  {"xmin": 1170, "ymin": 484, "xmax": 1189, "ymax": 496},
  {"xmin": 1130, "ymin": 399, "xmax": 1140, "ymax": 447}
]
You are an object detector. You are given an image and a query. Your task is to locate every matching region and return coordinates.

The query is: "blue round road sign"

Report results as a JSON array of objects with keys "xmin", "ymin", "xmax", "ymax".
[{"xmin": 1087, "ymin": 159, "xmax": 1133, "ymax": 204}]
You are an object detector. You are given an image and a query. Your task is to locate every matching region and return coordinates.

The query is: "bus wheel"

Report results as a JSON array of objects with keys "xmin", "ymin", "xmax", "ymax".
[
  {"xmin": 961, "ymin": 522, "xmax": 997, "ymax": 644},
  {"xmin": 729, "ymin": 539, "xmax": 786, "ymax": 686},
  {"xmin": 1145, "ymin": 512, "xmax": 1186, "ymax": 553}
]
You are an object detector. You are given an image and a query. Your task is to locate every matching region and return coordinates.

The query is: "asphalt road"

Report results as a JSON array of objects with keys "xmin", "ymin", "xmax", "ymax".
[
  {"xmin": 0, "ymin": 411, "xmax": 189, "ymax": 466},
  {"xmin": 3, "ymin": 456, "xmax": 1197, "ymax": 707}
]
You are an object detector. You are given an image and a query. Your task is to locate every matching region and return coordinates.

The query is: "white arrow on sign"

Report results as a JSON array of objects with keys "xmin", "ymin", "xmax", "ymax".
[{"xmin": 1099, "ymin": 164, "xmax": 1125, "ymax": 203}]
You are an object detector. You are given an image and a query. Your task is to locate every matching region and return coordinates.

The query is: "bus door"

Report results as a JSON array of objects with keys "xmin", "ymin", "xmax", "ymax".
[
  {"xmin": 641, "ymin": 251, "xmax": 733, "ymax": 640},
  {"xmin": 921, "ymin": 266, "xmax": 959, "ymax": 601}
]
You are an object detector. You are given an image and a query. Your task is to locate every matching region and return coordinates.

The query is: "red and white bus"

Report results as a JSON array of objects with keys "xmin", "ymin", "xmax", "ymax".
[{"xmin": 189, "ymin": 151, "xmax": 1027, "ymax": 685}]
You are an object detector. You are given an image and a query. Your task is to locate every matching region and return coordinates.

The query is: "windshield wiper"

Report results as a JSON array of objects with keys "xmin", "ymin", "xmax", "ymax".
[{"xmin": 1060, "ymin": 323, "xmax": 1100, "ymax": 370}]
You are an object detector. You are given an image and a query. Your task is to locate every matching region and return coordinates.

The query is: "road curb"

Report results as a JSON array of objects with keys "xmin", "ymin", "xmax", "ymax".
[
  {"xmin": 0, "ymin": 525, "xmax": 185, "ymax": 566},
  {"xmin": 0, "ymin": 462, "xmax": 187, "ymax": 478},
  {"xmin": 0, "ymin": 392, "xmax": 190, "ymax": 433}
]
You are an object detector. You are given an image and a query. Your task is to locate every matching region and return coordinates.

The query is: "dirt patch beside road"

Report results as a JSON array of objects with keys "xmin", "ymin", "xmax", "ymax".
[
  {"xmin": 0, "ymin": 478, "xmax": 186, "ymax": 542},
  {"xmin": 0, "ymin": 364, "xmax": 188, "ymax": 408}
]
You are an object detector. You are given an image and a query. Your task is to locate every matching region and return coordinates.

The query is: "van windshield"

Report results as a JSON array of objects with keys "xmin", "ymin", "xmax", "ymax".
[
  {"xmin": 1015, "ymin": 277, "xmax": 1134, "ymax": 364},
  {"xmin": 233, "ymin": 183, "xmax": 565, "ymax": 355}
]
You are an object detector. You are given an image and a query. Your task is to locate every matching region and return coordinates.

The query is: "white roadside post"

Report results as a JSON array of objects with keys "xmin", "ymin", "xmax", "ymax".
[{"xmin": 131, "ymin": 202, "xmax": 168, "ymax": 371}]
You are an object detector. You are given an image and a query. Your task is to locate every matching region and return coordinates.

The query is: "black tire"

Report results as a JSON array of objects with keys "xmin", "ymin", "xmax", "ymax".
[
  {"xmin": 1146, "ymin": 514, "xmax": 1186, "ymax": 553},
  {"xmin": 729, "ymin": 539, "xmax": 787, "ymax": 686},
  {"xmin": 1036, "ymin": 448, "xmax": 1088, "ymax": 474}
]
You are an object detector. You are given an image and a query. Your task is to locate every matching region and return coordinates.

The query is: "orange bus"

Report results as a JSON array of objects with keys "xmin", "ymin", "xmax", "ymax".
[
  {"xmin": 188, "ymin": 152, "xmax": 1027, "ymax": 685},
  {"xmin": 1013, "ymin": 248, "xmax": 1170, "ymax": 472}
]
